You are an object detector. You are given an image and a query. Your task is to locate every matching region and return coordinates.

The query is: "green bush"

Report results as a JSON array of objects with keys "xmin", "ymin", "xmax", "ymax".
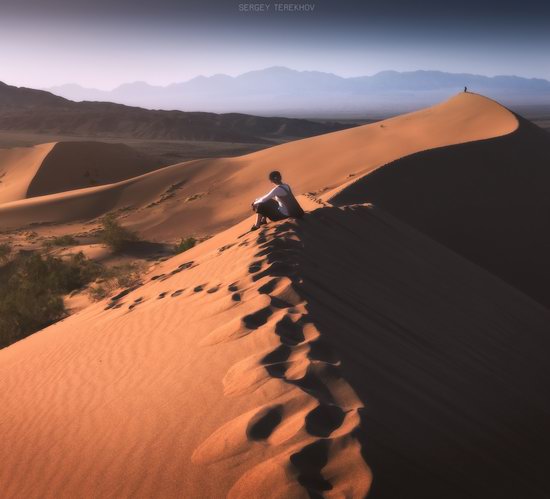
[
  {"xmin": 0, "ymin": 242, "xmax": 11, "ymax": 264},
  {"xmin": 99, "ymin": 213, "xmax": 138, "ymax": 252},
  {"xmin": 174, "ymin": 237, "xmax": 196, "ymax": 254},
  {"xmin": 43, "ymin": 234, "xmax": 79, "ymax": 248},
  {"xmin": 0, "ymin": 251, "xmax": 102, "ymax": 349}
]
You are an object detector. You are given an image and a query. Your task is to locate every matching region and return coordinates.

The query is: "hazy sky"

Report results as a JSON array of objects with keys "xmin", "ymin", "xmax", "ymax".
[{"xmin": 1, "ymin": 0, "xmax": 549, "ymax": 89}]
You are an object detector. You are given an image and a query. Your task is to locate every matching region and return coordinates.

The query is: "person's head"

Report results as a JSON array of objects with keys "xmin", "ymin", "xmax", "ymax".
[{"xmin": 269, "ymin": 170, "xmax": 282, "ymax": 184}]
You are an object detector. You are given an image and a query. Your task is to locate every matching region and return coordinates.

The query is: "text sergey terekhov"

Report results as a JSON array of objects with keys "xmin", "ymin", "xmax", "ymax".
[{"xmin": 238, "ymin": 3, "xmax": 316, "ymax": 12}]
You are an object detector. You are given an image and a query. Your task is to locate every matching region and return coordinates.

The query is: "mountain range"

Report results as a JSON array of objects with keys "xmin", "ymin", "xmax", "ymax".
[
  {"xmin": 46, "ymin": 67, "xmax": 550, "ymax": 116},
  {"xmin": 0, "ymin": 80, "xmax": 349, "ymax": 143}
]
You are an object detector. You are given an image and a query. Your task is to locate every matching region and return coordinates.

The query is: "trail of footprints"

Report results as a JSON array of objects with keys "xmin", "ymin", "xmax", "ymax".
[
  {"xmin": 101, "ymin": 222, "xmax": 368, "ymax": 495},
  {"xmin": 193, "ymin": 223, "xmax": 368, "ymax": 498}
]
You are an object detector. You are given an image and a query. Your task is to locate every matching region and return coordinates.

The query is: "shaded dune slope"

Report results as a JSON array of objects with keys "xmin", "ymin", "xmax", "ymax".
[
  {"xmin": 27, "ymin": 141, "xmax": 159, "ymax": 198},
  {"xmin": 330, "ymin": 115, "xmax": 550, "ymax": 307},
  {"xmin": 0, "ymin": 93, "xmax": 518, "ymax": 238},
  {"xmin": 294, "ymin": 206, "xmax": 550, "ymax": 499},
  {"xmin": 0, "ymin": 141, "xmax": 158, "ymax": 204},
  {"xmin": 1, "ymin": 204, "xmax": 549, "ymax": 498}
]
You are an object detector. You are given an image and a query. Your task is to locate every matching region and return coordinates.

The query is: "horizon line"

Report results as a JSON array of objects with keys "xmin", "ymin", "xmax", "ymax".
[{"xmin": 3, "ymin": 66, "xmax": 549, "ymax": 93}]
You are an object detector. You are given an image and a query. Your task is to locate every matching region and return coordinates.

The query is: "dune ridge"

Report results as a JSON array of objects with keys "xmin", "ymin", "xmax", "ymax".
[
  {"xmin": 0, "ymin": 93, "xmax": 518, "ymax": 237},
  {"xmin": 329, "ymin": 111, "xmax": 550, "ymax": 306},
  {"xmin": 1, "ymin": 202, "xmax": 550, "ymax": 498}
]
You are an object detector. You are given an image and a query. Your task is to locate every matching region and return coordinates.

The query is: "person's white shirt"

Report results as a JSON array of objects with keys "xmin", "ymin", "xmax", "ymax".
[{"xmin": 253, "ymin": 183, "xmax": 290, "ymax": 216}]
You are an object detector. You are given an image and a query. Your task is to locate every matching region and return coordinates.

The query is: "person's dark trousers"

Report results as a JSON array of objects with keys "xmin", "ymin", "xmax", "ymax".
[{"xmin": 254, "ymin": 199, "xmax": 287, "ymax": 221}]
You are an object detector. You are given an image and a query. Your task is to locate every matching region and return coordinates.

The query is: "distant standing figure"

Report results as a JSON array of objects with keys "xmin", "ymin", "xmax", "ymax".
[
  {"xmin": 464, "ymin": 86, "xmax": 468, "ymax": 92},
  {"xmin": 251, "ymin": 171, "xmax": 304, "ymax": 230}
]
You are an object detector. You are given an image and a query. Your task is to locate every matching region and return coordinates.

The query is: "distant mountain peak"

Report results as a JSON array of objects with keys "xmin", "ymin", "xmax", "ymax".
[{"xmin": 40, "ymin": 67, "xmax": 550, "ymax": 116}]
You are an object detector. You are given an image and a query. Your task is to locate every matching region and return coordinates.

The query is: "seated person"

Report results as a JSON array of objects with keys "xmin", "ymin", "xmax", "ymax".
[{"xmin": 251, "ymin": 171, "xmax": 304, "ymax": 230}]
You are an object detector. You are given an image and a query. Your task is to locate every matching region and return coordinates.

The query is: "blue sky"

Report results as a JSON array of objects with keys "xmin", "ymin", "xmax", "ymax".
[{"xmin": 1, "ymin": 0, "xmax": 549, "ymax": 89}]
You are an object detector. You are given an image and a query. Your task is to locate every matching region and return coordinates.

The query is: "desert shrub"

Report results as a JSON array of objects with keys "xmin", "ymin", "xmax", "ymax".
[
  {"xmin": 87, "ymin": 262, "xmax": 146, "ymax": 301},
  {"xmin": 0, "ymin": 242, "xmax": 11, "ymax": 264},
  {"xmin": 0, "ymin": 251, "xmax": 102, "ymax": 349},
  {"xmin": 174, "ymin": 237, "xmax": 196, "ymax": 254},
  {"xmin": 43, "ymin": 234, "xmax": 79, "ymax": 248},
  {"xmin": 88, "ymin": 285, "xmax": 108, "ymax": 301},
  {"xmin": 99, "ymin": 213, "xmax": 138, "ymax": 252}
]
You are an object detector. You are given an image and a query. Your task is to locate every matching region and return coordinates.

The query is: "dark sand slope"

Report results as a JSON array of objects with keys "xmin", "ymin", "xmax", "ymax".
[
  {"xmin": 330, "ymin": 114, "xmax": 550, "ymax": 307},
  {"xmin": 1, "ymin": 203, "xmax": 549, "ymax": 498},
  {"xmin": 294, "ymin": 206, "xmax": 550, "ymax": 499},
  {"xmin": 27, "ymin": 141, "xmax": 159, "ymax": 197}
]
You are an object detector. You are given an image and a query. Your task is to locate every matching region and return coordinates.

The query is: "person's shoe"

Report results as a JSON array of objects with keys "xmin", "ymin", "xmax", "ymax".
[{"xmin": 250, "ymin": 224, "xmax": 260, "ymax": 231}]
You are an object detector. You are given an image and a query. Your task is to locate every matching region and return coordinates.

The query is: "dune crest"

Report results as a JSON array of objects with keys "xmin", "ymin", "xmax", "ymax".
[
  {"xmin": 0, "ymin": 93, "xmax": 518, "ymax": 236},
  {"xmin": 328, "ymin": 110, "xmax": 550, "ymax": 306}
]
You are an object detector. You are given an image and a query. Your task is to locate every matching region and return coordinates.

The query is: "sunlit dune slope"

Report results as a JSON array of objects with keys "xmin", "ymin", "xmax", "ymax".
[
  {"xmin": 0, "ymin": 141, "xmax": 158, "ymax": 204},
  {"xmin": 0, "ymin": 93, "xmax": 517, "ymax": 237},
  {"xmin": 0, "ymin": 143, "xmax": 56, "ymax": 203},
  {"xmin": 0, "ymin": 203, "xmax": 549, "ymax": 499}
]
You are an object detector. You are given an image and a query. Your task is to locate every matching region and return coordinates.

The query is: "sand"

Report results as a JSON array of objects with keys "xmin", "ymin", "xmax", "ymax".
[
  {"xmin": 1, "ymin": 92, "xmax": 550, "ymax": 498},
  {"xmin": 0, "ymin": 142, "xmax": 56, "ymax": 203},
  {"xmin": 0, "ymin": 141, "xmax": 159, "ymax": 204},
  {"xmin": 0, "ymin": 93, "xmax": 517, "ymax": 237},
  {"xmin": 329, "ymin": 110, "xmax": 550, "ymax": 306},
  {"xmin": 1, "ymin": 201, "xmax": 549, "ymax": 498}
]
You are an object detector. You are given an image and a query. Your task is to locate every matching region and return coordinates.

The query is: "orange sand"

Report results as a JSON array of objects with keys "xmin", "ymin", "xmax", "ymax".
[
  {"xmin": 1, "ymin": 202, "xmax": 549, "ymax": 498},
  {"xmin": 0, "ymin": 93, "xmax": 517, "ymax": 238}
]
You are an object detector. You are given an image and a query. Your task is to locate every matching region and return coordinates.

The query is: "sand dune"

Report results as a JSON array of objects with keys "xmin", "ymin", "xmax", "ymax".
[
  {"xmin": 0, "ymin": 93, "xmax": 517, "ymax": 237},
  {"xmin": 0, "ymin": 141, "xmax": 158, "ymax": 204},
  {"xmin": 1, "ymin": 202, "xmax": 549, "ymax": 498},
  {"xmin": 329, "ymin": 111, "xmax": 550, "ymax": 306},
  {"xmin": 27, "ymin": 141, "xmax": 160, "ymax": 197},
  {"xmin": 0, "ymin": 142, "xmax": 56, "ymax": 203}
]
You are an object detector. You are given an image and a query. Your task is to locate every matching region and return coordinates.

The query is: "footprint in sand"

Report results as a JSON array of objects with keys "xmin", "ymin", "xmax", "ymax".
[
  {"xmin": 158, "ymin": 291, "xmax": 168, "ymax": 299},
  {"xmin": 246, "ymin": 405, "xmax": 284, "ymax": 441},
  {"xmin": 251, "ymin": 261, "xmax": 298, "ymax": 282},
  {"xmin": 231, "ymin": 293, "xmax": 241, "ymax": 302},
  {"xmin": 261, "ymin": 344, "xmax": 292, "ymax": 379},
  {"xmin": 171, "ymin": 289, "xmax": 185, "ymax": 297},
  {"xmin": 169, "ymin": 262, "xmax": 194, "ymax": 276},
  {"xmin": 304, "ymin": 404, "xmax": 345, "ymax": 437},
  {"xmin": 218, "ymin": 243, "xmax": 235, "ymax": 253},
  {"xmin": 242, "ymin": 307, "xmax": 273, "ymax": 329},
  {"xmin": 109, "ymin": 285, "xmax": 141, "ymax": 302},
  {"xmin": 194, "ymin": 285, "xmax": 205, "ymax": 293},
  {"xmin": 248, "ymin": 261, "xmax": 263, "ymax": 274},
  {"xmin": 289, "ymin": 440, "xmax": 332, "ymax": 493},
  {"xmin": 207, "ymin": 285, "xmax": 220, "ymax": 294},
  {"xmin": 128, "ymin": 298, "xmax": 145, "ymax": 310},
  {"xmin": 275, "ymin": 316, "xmax": 305, "ymax": 346}
]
